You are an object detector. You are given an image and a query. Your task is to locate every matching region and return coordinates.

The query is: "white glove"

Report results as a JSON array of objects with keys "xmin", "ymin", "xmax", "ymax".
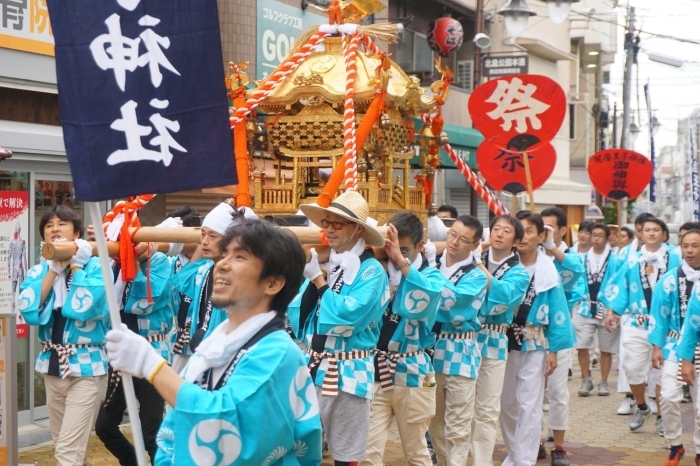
[
  {"xmin": 106, "ymin": 324, "xmax": 165, "ymax": 380},
  {"xmin": 304, "ymin": 248, "xmax": 323, "ymax": 281},
  {"xmin": 155, "ymin": 217, "xmax": 183, "ymax": 228},
  {"xmin": 424, "ymin": 240, "xmax": 437, "ymax": 267},
  {"xmin": 474, "ymin": 243, "xmax": 483, "ymax": 263},
  {"xmin": 543, "ymin": 225, "xmax": 556, "ymax": 250},
  {"xmin": 70, "ymin": 239, "xmax": 93, "ymax": 269},
  {"xmin": 48, "ymin": 260, "xmax": 66, "ymax": 274}
]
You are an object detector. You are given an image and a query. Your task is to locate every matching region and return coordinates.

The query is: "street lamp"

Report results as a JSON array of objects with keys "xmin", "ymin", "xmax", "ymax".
[
  {"xmin": 629, "ymin": 122, "xmax": 642, "ymax": 144},
  {"xmin": 543, "ymin": 0, "xmax": 581, "ymax": 24},
  {"xmin": 498, "ymin": 0, "xmax": 537, "ymax": 39}
]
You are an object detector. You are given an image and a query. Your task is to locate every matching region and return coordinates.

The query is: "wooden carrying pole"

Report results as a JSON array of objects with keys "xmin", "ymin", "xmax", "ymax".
[
  {"xmin": 42, "ymin": 242, "xmax": 198, "ymax": 261},
  {"xmin": 522, "ymin": 151, "xmax": 536, "ymax": 212}
]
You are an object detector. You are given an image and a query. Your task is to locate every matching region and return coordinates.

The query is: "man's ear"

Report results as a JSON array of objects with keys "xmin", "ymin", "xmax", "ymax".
[{"xmin": 265, "ymin": 275, "xmax": 285, "ymax": 298}]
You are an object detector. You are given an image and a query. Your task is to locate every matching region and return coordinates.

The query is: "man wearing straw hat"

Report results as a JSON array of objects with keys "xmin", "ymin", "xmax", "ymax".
[{"xmin": 299, "ymin": 191, "xmax": 390, "ymax": 466}]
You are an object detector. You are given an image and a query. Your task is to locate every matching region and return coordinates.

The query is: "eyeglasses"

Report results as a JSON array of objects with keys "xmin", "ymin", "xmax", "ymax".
[
  {"xmin": 399, "ymin": 246, "xmax": 415, "ymax": 256},
  {"xmin": 320, "ymin": 218, "xmax": 352, "ymax": 230},
  {"xmin": 591, "ymin": 233, "xmax": 607, "ymax": 239},
  {"xmin": 447, "ymin": 229, "xmax": 478, "ymax": 246}
]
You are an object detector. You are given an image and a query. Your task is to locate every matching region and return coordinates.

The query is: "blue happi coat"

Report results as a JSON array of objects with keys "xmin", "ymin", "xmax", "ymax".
[
  {"xmin": 570, "ymin": 250, "xmax": 623, "ymax": 319},
  {"xmin": 649, "ymin": 266, "xmax": 696, "ymax": 362},
  {"xmin": 432, "ymin": 258, "xmax": 488, "ymax": 379},
  {"xmin": 19, "ymin": 257, "xmax": 109, "ymax": 377},
  {"xmin": 155, "ymin": 329, "xmax": 322, "ymax": 465},
  {"xmin": 167, "ymin": 254, "xmax": 190, "ymax": 357},
  {"xmin": 170, "ymin": 258, "xmax": 226, "ymax": 352},
  {"xmin": 374, "ymin": 258, "xmax": 443, "ymax": 388},
  {"xmin": 553, "ymin": 247, "xmax": 585, "ymax": 295},
  {"xmin": 477, "ymin": 254, "xmax": 530, "ymax": 361},
  {"xmin": 600, "ymin": 248, "xmax": 682, "ymax": 329},
  {"xmin": 303, "ymin": 254, "xmax": 390, "ymax": 400},
  {"xmin": 120, "ymin": 252, "xmax": 175, "ymax": 360},
  {"xmin": 675, "ymin": 284, "xmax": 700, "ymax": 362}
]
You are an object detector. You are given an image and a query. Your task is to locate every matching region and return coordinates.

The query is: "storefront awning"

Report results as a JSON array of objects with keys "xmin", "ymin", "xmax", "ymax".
[{"xmin": 409, "ymin": 119, "xmax": 482, "ymax": 169}]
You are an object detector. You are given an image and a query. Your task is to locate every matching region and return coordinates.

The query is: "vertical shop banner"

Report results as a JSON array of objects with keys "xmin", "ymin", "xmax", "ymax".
[
  {"xmin": 0, "ymin": 192, "xmax": 28, "ymax": 337},
  {"xmin": 644, "ymin": 83, "xmax": 657, "ymax": 202},
  {"xmin": 47, "ymin": 0, "xmax": 237, "ymax": 201},
  {"xmin": 256, "ymin": 0, "xmax": 326, "ymax": 80}
]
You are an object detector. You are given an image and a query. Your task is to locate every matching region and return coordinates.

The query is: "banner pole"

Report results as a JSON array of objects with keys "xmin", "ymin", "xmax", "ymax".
[
  {"xmin": 522, "ymin": 151, "xmax": 536, "ymax": 212},
  {"xmin": 88, "ymin": 202, "xmax": 148, "ymax": 466},
  {"xmin": 617, "ymin": 200, "xmax": 623, "ymax": 230},
  {"xmin": 511, "ymin": 194, "xmax": 517, "ymax": 215}
]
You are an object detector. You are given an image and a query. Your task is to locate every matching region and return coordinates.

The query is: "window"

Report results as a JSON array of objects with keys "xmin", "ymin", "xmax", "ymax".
[
  {"xmin": 569, "ymin": 103, "xmax": 576, "ymax": 140},
  {"xmin": 455, "ymin": 60, "xmax": 474, "ymax": 92},
  {"xmin": 396, "ymin": 29, "xmax": 434, "ymax": 74}
]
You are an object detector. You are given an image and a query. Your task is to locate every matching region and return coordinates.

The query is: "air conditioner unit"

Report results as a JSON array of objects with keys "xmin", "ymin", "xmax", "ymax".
[{"xmin": 456, "ymin": 60, "xmax": 474, "ymax": 93}]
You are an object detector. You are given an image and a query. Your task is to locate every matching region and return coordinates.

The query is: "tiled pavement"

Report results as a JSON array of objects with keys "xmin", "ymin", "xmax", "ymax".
[{"xmin": 19, "ymin": 355, "xmax": 698, "ymax": 465}]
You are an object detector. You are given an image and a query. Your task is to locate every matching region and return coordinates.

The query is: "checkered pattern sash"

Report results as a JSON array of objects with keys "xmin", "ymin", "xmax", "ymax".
[
  {"xmin": 508, "ymin": 325, "xmax": 545, "ymax": 348},
  {"xmin": 374, "ymin": 350, "xmax": 424, "ymax": 391},
  {"xmin": 438, "ymin": 331, "xmax": 476, "ymax": 340},
  {"xmin": 104, "ymin": 334, "xmax": 168, "ymax": 406},
  {"xmin": 482, "ymin": 324, "xmax": 509, "ymax": 334},
  {"xmin": 306, "ymin": 348, "xmax": 371, "ymax": 396},
  {"xmin": 677, "ymin": 343, "xmax": 700, "ymax": 383},
  {"xmin": 172, "ymin": 322, "xmax": 191, "ymax": 355},
  {"xmin": 635, "ymin": 314, "xmax": 650, "ymax": 327},
  {"xmin": 40, "ymin": 341, "xmax": 93, "ymax": 379}
]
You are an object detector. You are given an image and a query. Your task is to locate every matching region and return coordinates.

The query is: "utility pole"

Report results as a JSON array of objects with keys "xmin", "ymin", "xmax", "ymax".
[
  {"xmin": 470, "ymin": 0, "xmax": 485, "ymax": 217},
  {"xmin": 621, "ymin": 6, "xmax": 635, "ymax": 149}
]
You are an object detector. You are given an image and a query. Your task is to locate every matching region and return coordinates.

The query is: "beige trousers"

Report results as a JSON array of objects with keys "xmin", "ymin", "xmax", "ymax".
[
  {"xmin": 362, "ymin": 384, "xmax": 436, "ymax": 466},
  {"xmin": 428, "ymin": 373, "xmax": 477, "ymax": 466},
  {"xmin": 45, "ymin": 374, "xmax": 108, "ymax": 466},
  {"xmin": 470, "ymin": 357, "xmax": 507, "ymax": 466}
]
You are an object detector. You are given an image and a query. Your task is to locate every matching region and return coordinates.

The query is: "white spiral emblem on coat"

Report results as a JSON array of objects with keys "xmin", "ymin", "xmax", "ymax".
[
  {"xmin": 404, "ymin": 319, "xmax": 420, "ymax": 339},
  {"xmin": 560, "ymin": 270, "xmax": 574, "ymax": 285},
  {"xmin": 647, "ymin": 315, "xmax": 656, "ymax": 333},
  {"xmin": 74, "ymin": 319, "xmax": 96, "ymax": 333},
  {"xmin": 405, "ymin": 290, "xmax": 430, "ymax": 314},
  {"xmin": 439, "ymin": 289, "xmax": 456, "ymax": 311},
  {"xmin": 660, "ymin": 305, "xmax": 671, "ymax": 319},
  {"xmin": 554, "ymin": 310, "xmax": 566, "ymax": 326},
  {"xmin": 130, "ymin": 298, "xmax": 151, "ymax": 315},
  {"xmin": 156, "ymin": 427, "xmax": 175, "ymax": 454},
  {"xmin": 536, "ymin": 304, "xmax": 549, "ymax": 322},
  {"xmin": 26, "ymin": 265, "xmax": 42, "ymax": 279},
  {"xmin": 17, "ymin": 288, "xmax": 35, "ymax": 311},
  {"xmin": 262, "ymin": 447, "xmax": 287, "ymax": 466},
  {"xmin": 690, "ymin": 314, "xmax": 700, "ymax": 330},
  {"xmin": 663, "ymin": 275, "xmax": 677, "ymax": 294},
  {"xmin": 188, "ymin": 419, "xmax": 241, "ymax": 466},
  {"xmin": 630, "ymin": 281, "xmax": 638, "ymax": 293},
  {"xmin": 605, "ymin": 285, "xmax": 619, "ymax": 302},
  {"xmin": 195, "ymin": 265, "xmax": 209, "ymax": 286},
  {"xmin": 330, "ymin": 325, "xmax": 353, "ymax": 337},
  {"xmin": 361, "ymin": 265, "xmax": 378, "ymax": 281},
  {"xmin": 71, "ymin": 288, "xmax": 94, "ymax": 313}
]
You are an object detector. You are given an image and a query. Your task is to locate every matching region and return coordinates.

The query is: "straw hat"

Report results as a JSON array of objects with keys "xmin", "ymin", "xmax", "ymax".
[{"xmin": 300, "ymin": 191, "xmax": 385, "ymax": 248}]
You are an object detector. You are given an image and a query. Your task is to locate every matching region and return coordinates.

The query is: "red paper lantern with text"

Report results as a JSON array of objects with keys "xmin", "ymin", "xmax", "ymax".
[
  {"xmin": 469, "ymin": 75, "xmax": 566, "ymax": 153},
  {"xmin": 427, "ymin": 16, "xmax": 464, "ymax": 57},
  {"xmin": 588, "ymin": 149, "xmax": 653, "ymax": 200},
  {"xmin": 477, "ymin": 135, "xmax": 556, "ymax": 195}
]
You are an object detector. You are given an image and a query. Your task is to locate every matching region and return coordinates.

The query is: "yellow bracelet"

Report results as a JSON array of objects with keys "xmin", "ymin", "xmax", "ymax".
[{"xmin": 147, "ymin": 358, "xmax": 167, "ymax": 384}]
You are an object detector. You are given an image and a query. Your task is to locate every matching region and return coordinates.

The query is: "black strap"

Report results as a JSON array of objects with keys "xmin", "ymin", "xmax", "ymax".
[
  {"xmin": 432, "ymin": 259, "xmax": 477, "ymax": 335},
  {"xmin": 507, "ymin": 274, "xmax": 536, "ymax": 352},
  {"xmin": 294, "ymin": 283, "xmax": 318, "ymax": 339},
  {"xmin": 484, "ymin": 253, "xmax": 520, "ymax": 280},
  {"xmin": 587, "ymin": 251, "xmax": 611, "ymax": 317},
  {"xmin": 174, "ymin": 256, "xmax": 191, "ymax": 329},
  {"xmin": 190, "ymin": 269, "xmax": 214, "ymax": 352},
  {"xmin": 48, "ymin": 270, "xmax": 74, "ymax": 377},
  {"xmin": 678, "ymin": 267, "xmax": 694, "ymax": 328},
  {"xmin": 202, "ymin": 317, "xmax": 287, "ymax": 391}
]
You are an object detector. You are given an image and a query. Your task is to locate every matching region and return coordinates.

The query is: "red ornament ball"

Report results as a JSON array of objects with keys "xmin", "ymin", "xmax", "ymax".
[{"xmin": 427, "ymin": 16, "xmax": 464, "ymax": 57}]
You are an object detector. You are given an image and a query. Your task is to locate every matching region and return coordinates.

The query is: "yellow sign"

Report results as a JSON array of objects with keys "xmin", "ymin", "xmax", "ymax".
[{"xmin": 0, "ymin": 0, "xmax": 54, "ymax": 56}]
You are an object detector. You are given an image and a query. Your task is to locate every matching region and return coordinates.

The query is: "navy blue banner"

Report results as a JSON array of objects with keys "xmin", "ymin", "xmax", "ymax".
[{"xmin": 47, "ymin": 0, "xmax": 237, "ymax": 201}]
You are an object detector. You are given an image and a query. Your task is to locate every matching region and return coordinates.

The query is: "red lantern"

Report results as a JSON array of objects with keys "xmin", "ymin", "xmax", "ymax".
[
  {"xmin": 477, "ymin": 136, "xmax": 556, "ymax": 195},
  {"xmin": 588, "ymin": 149, "xmax": 653, "ymax": 201},
  {"xmin": 427, "ymin": 16, "xmax": 464, "ymax": 57},
  {"xmin": 468, "ymin": 75, "xmax": 566, "ymax": 153}
]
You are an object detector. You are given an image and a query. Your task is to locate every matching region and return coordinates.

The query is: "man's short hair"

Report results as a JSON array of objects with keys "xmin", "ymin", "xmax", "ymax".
[
  {"xmin": 168, "ymin": 205, "xmax": 201, "ymax": 227},
  {"xmin": 643, "ymin": 217, "xmax": 668, "ymax": 234},
  {"xmin": 437, "ymin": 204, "xmax": 459, "ymax": 219},
  {"xmin": 540, "ymin": 207, "xmax": 567, "ymax": 229},
  {"xmin": 516, "ymin": 210, "xmax": 545, "ymax": 234},
  {"xmin": 219, "ymin": 219, "xmax": 306, "ymax": 316},
  {"xmin": 680, "ymin": 222, "xmax": 700, "ymax": 233},
  {"xmin": 591, "ymin": 223, "xmax": 610, "ymax": 238},
  {"xmin": 454, "ymin": 215, "xmax": 483, "ymax": 242},
  {"xmin": 39, "ymin": 205, "xmax": 85, "ymax": 240},
  {"xmin": 635, "ymin": 212, "xmax": 655, "ymax": 226},
  {"xmin": 620, "ymin": 226, "xmax": 634, "ymax": 240},
  {"xmin": 388, "ymin": 212, "xmax": 423, "ymax": 245},
  {"xmin": 489, "ymin": 215, "xmax": 525, "ymax": 242},
  {"xmin": 578, "ymin": 220, "xmax": 596, "ymax": 233}
]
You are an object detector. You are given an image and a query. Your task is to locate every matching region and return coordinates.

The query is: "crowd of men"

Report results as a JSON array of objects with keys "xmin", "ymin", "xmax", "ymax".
[{"xmin": 17, "ymin": 195, "xmax": 700, "ymax": 466}]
